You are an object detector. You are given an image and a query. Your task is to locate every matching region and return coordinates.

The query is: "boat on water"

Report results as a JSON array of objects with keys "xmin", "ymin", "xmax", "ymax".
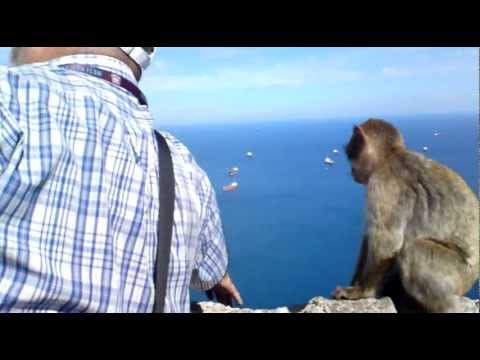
[
  {"xmin": 324, "ymin": 157, "xmax": 334, "ymax": 165},
  {"xmin": 246, "ymin": 151, "xmax": 254, "ymax": 158},
  {"xmin": 332, "ymin": 149, "xmax": 339, "ymax": 154},
  {"xmin": 223, "ymin": 182, "xmax": 239, "ymax": 192},
  {"xmin": 434, "ymin": 132, "xmax": 440, "ymax": 136},
  {"xmin": 228, "ymin": 166, "xmax": 240, "ymax": 176},
  {"xmin": 423, "ymin": 146, "xmax": 429, "ymax": 152}
]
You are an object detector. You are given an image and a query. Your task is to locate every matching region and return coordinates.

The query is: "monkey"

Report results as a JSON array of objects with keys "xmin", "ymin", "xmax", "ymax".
[{"xmin": 332, "ymin": 119, "xmax": 479, "ymax": 313}]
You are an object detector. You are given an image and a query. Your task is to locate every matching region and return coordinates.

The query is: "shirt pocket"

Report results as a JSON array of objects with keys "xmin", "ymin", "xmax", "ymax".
[
  {"xmin": 0, "ymin": 101, "xmax": 24, "ymax": 176},
  {"xmin": 0, "ymin": 126, "xmax": 25, "ymax": 215},
  {"xmin": 0, "ymin": 101, "xmax": 27, "ymax": 217}
]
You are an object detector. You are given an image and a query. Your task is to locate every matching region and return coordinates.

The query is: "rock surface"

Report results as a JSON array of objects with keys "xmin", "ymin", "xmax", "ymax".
[
  {"xmin": 192, "ymin": 296, "xmax": 479, "ymax": 313},
  {"xmin": 299, "ymin": 297, "xmax": 397, "ymax": 313}
]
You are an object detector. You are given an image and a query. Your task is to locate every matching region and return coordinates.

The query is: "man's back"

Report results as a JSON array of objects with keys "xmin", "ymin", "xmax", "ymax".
[{"xmin": 0, "ymin": 54, "xmax": 228, "ymax": 312}]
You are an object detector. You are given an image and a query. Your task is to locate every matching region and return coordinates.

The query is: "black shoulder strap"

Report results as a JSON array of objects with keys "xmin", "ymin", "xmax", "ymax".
[{"xmin": 152, "ymin": 130, "xmax": 175, "ymax": 313}]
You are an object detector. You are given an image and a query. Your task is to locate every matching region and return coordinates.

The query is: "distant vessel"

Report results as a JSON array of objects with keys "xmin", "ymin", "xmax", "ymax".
[
  {"xmin": 423, "ymin": 146, "xmax": 429, "ymax": 152},
  {"xmin": 223, "ymin": 182, "xmax": 239, "ymax": 192},
  {"xmin": 332, "ymin": 149, "xmax": 339, "ymax": 154},
  {"xmin": 434, "ymin": 132, "xmax": 440, "ymax": 136},
  {"xmin": 246, "ymin": 151, "xmax": 254, "ymax": 158},
  {"xmin": 228, "ymin": 166, "xmax": 240, "ymax": 176},
  {"xmin": 324, "ymin": 157, "xmax": 334, "ymax": 165}
]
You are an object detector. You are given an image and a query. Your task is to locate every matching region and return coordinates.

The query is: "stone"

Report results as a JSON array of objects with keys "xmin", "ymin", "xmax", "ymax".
[
  {"xmin": 457, "ymin": 297, "xmax": 479, "ymax": 313},
  {"xmin": 192, "ymin": 296, "xmax": 479, "ymax": 313},
  {"xmin": 299, "ymin": 296, "xmax": 396, "ymax": 313}
]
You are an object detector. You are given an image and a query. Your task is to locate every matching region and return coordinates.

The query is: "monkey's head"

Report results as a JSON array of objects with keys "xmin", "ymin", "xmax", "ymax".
[{"xmin": 345, "ymin": 119, "xmax": 405, "ymax": 184}]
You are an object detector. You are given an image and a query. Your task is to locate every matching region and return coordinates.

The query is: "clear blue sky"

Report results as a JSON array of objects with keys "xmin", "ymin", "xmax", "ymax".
[{"xmin": 0, "ymin": 47, "xmax": 478, "ymax": 125}]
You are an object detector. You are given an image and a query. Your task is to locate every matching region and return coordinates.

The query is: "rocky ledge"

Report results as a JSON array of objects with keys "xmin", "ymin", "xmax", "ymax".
[{"xmin": 192, "ymin": 296, "xmax": 479, "ymax": 313}]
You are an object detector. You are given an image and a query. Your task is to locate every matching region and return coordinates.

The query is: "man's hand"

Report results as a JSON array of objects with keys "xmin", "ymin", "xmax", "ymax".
[{"xmin": 206, "ymin": 273, "xmax": 243, "ymax": 307}]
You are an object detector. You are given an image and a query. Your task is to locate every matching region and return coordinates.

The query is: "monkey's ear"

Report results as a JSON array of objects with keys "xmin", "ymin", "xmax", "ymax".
[
  {"xmin": 346, "ymin": 125, "xmax": 368, "ymax": 159},
  {"xmin": 353, "ymin": 126, "xmax": 368, "ymax": 146}
]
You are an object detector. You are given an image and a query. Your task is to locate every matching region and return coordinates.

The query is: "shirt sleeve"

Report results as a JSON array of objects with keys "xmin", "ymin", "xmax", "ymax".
[{"xmin": 189, "ymin": 174, "xmax": 229, "ymax": 291}]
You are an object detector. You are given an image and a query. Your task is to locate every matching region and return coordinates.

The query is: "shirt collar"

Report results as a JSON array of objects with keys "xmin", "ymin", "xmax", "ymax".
[{"xmin": 46, "ymin": 54, "xmax": 138, "ymax": 84}]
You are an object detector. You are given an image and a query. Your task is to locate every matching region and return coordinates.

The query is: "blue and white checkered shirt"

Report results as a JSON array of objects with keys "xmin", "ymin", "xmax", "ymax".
[{"xmin": 0, "ymin": 54, "xmax": 228, "ymax": 312}]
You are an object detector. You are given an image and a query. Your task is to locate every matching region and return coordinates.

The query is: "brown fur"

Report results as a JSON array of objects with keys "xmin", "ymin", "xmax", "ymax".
[{"xmin": 333, "ymin": 119, "xmax": 479, "ymax": 313}]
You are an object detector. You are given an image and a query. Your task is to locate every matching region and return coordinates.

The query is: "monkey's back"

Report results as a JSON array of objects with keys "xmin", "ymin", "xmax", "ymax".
[{"xmin": 381, "ymin": 151, "xmax": 478, "ymax": 266}]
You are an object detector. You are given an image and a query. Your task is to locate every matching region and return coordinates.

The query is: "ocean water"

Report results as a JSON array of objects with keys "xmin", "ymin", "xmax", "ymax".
[{"xmin": 163, "ymin": 113, "xmax": 478, "ymax": 309}]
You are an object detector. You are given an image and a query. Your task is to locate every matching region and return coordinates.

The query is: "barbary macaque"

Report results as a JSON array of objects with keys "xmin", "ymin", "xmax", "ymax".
[{"xmin": 332, "ymin": 119, "xmax": 479, "ymax": 313}]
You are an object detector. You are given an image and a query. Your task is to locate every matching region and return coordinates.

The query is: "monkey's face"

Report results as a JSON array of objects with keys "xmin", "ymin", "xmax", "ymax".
[
  {"xmin": 350, "ymin": 155, "xmax": 375, "ymax": 184},
  {"xmin": 346, "ymin": 126, "xmax": 376, "ymax": 185},
  {"xmin": 351, "ymin": 162, "xmax": 364, "ymax": 184}
]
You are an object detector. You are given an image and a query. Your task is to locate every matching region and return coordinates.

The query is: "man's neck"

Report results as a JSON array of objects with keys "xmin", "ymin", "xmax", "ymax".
[{"xmin": 11, "ymin": 47, "xmax": 142, "ymax": 80}]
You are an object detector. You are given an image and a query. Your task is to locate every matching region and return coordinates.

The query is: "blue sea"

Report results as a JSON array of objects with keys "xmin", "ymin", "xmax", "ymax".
[{"xmin": 163, "ymin": 113, "xmax": 478, "ymax": 308}]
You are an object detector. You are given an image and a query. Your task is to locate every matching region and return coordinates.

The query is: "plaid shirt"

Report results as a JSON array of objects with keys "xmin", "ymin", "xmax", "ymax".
[{"xmin": 0, "ymin": 54, "xmax": 228, "ymax": 312}]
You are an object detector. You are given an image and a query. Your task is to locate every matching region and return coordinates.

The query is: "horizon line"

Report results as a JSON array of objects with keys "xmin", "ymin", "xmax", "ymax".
[{"xmin": 156, "ymin": 111, "xmax": 478, "ymax": 128}]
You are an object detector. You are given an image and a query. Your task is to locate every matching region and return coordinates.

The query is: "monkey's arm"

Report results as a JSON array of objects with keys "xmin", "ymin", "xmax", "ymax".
[
  {"xmin": 334, "ymin": 176, "xmax": 407, "ymax": 300},
  {"xmin": 351, "ymin": 234, "xmax": 368, "ymax": 286},
  {"xmin": 355, "ymin": 179, "xmax": 406, "ymax": 297},
  {"xmin": 358, "ymin": 245, "xmax": 397, "ymax": 298},
  {"xmin": 335, "ymin": 225, "xmax": 402, "ymax": 300}
]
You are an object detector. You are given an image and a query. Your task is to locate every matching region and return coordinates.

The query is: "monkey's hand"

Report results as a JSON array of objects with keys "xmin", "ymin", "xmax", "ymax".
[{"xmin": 332, "ymin": 286, "xmax": 370, "ymax": 300}]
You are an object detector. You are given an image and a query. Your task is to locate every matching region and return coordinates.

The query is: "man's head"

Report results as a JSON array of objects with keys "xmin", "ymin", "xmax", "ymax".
[{"xmin": 10, "ymin": 47, "xmax": 154, "ymax": 81}]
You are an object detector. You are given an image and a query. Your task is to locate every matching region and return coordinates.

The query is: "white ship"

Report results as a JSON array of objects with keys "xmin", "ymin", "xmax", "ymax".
[
  {"xmin": 228, "ymin": 166, "xmax": 240, "ymax": 176},
  {"xmin": 324, "ymin": 157, "xmax": 334, "ymax": 165}
]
